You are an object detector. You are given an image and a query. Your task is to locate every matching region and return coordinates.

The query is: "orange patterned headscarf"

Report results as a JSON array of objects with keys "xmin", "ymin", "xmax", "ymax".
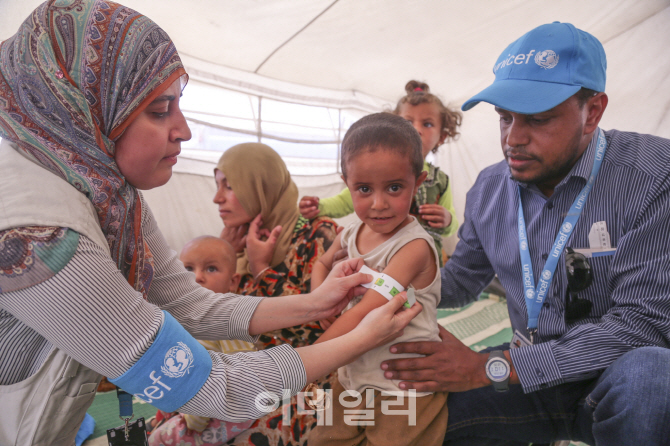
[{"xmin": 0, "ymin": 0, "xmax": 186, "ymax": 296}]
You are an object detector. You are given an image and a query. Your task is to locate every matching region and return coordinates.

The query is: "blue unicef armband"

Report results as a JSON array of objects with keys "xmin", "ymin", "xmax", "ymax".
[{"xmin": 110, "ymin": 311, "xmax": 213, "ymax": 412}]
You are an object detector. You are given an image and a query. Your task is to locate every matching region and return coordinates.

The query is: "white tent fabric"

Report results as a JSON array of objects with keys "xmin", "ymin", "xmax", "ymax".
[{"xmin": 2, "ymin": 0, "xmax": 669, "ymax": 253}]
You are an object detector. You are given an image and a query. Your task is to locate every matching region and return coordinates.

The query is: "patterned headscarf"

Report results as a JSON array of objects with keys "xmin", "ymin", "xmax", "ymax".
[
  {"xmin": 216, "ymin": 143, "xmax": 300, "ymax": 277},
  {"xmin": 0, "ymin": 0, "xmax": 186, "ymax": 296}
]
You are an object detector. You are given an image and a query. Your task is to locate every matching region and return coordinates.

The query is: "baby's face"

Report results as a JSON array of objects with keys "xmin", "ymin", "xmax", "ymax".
[{"xmin": 180, "ymin": 241, "xmax": 237, "ymax": 294}]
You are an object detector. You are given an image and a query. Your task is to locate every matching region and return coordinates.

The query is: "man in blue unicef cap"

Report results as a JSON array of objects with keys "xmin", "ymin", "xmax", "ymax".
[{"xmin": 382, "ymin": 22, "xmax": 670, "ymax": 445}]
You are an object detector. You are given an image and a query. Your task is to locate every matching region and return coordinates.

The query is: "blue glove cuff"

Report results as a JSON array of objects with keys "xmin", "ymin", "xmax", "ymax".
[{"xmin": 110, "ymin": 311, "xmax": 213, "ymax": 412}]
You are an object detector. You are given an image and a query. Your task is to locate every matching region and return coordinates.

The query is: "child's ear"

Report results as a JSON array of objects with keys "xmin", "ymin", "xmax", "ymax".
[
  {"xmin": 438, "ymin": 128, "xmax": 449, "ymax": 146},
  {"xmin": 413, "ymin": 171, "xmax": 427, "ymax": 195},
  {"xmin": 229, "ymin": 273, "xmax": 241, "ymax": 293},
  {"xmin": 340, "ymin": 174, "xmax": 346, "ymax": 184},
  {"xmin": 415, "ymin": 171, "xmax": 427, "ymax": 189}
]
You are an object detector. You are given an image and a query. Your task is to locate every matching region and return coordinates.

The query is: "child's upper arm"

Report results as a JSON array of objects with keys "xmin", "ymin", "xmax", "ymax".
[
  {"xmin": 351, "ymin": 238, "xmax": 436, "ymax": 324},
  {"xmin": 315, "ymin": 237, "xmax": 436, "ymax": 343},
  {"xmin": 380, "ymin": 238, "xmax": 437, "ymax": 290}
]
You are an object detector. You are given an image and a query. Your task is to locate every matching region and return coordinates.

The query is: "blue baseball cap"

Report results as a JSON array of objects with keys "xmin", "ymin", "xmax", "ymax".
[{"xmin": 462, "ymin": 22, "xmax": 606, "ymax": 114}]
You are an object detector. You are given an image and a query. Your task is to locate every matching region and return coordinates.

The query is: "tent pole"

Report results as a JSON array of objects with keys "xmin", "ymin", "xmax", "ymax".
[
  {"xmin": 336, "ymin": 109, "xmax": 342, "ymax": 174},
  {"xmin": 257, "ymin": 96, "xmax": 262, "ymax": 143}
]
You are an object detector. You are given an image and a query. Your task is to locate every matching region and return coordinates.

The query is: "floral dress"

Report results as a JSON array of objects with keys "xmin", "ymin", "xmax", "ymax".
[{"xmin": 227, "ymin": 216, "xmax": 338, "ymax": 446}]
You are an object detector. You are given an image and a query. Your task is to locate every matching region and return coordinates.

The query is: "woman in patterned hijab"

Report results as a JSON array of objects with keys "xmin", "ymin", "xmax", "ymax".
[
  {"xmin": 0, "ymin": 2, "xmax": 420, "ymax": 445},
  {"xmin": 0, "ymin": 0, "xmax": 188, "ymax": 295}
]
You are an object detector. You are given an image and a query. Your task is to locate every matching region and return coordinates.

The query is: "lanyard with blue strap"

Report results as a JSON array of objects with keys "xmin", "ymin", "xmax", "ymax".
[
  {"xmin": 116, "ymin": 388, "xmax": 135, "ymax": 440},
  {"xmin": 518, "ymin": 129, "xmax": 607, "ymax": 343},
  {"xmin": 108, "ymin": 387, "xmax": 149, "ymax": 446},
  {"xmin": 106, "ymin": 310, "xmax": 213, "ymax": 445}
]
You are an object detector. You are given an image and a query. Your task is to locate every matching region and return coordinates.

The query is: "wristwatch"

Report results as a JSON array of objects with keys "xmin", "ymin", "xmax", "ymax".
[{"xmin": 485, "ymin": 350, "xmax": 510, "ymax": 392}]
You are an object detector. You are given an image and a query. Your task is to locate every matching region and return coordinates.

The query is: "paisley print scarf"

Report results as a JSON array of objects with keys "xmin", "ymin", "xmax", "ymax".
[{"xmin": 0, "ymin": 0, "xmax": 186, "ymax": 296}]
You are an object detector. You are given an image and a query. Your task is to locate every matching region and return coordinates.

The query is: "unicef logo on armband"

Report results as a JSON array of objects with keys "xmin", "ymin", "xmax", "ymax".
[
  {"xmin": 535, "ymin": 50, "xmax": 559, "ymax": 69},
  {"xmin": 525, "ymin": 289, "xmax": 535, "ymax": 299},
  {"xmin": 542, "ymin": 270, "xmax": 552, "ymax": 281},
  {"xmin": 161, "ymin": 342, "xmax": 194, "ymax": 378},
  {"xmin": 520, "ymin": 240, "xmax": 527, "ymax": 251},
  {"xmin": 561, "ymin": 222, "xmax": 573, "ymax": 233}
]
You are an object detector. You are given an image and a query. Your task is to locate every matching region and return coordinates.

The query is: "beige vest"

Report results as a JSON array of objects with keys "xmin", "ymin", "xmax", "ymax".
[
  {"xmin": 0, "ymin": 140, "xmax": 107, "ymax": 446},
  {"xmin": 337, "ymin": 218, "xmax": 441, "ymax": 396}
]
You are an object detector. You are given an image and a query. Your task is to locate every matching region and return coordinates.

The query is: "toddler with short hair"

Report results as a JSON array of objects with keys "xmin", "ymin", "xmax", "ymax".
[
  {"xmin": 300, "ymin": 80, "xmax": 462, "ymax": 265},
  {"xmin": 309, "ymin": 112, "xmax": 448, "ymax": 446}
]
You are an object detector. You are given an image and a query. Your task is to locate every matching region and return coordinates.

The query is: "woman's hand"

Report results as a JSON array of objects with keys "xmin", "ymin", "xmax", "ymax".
[
  {"xmin": 331, "ymin": 247, "xmax": 350, "ymax": 268},
  {"xmin": 220, "ymin": 224, "xmax": 249, "ymax": 253},
  {"xmin": 246, "ymin": 214, "xmax": 282, "ymax": 278},
  {"xmin": 248, "ymin": 257, "xmax": 371, "ymax": 336},
  {"xmin": 297, "ymin": 292, "xmax": 422, "ymax": 384},
  {"xmin": 353, "ymin": 292, "xmax": 423, "ymax": 351},
  {"xmin": 419, "ymin": 204, "xmax": 452, "ymax": 229},
  {"xmin": 299, "ymin": 196, "xmax": 320, "ymax": 219},
  {"xmin": 308, "ymin": 257, "xmax": 372, "ymax": 321}
]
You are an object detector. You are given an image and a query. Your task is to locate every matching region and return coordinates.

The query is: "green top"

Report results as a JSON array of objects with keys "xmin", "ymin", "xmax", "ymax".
[{"xmin": 318, "ymin": 161, "xmax": 458, "ymax": 264}]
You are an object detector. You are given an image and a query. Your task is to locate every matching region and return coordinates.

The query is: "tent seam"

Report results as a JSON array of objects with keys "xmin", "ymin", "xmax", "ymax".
[{"xmin": 254, "ymin": 0, "xmax": 340, "ymax": 73}]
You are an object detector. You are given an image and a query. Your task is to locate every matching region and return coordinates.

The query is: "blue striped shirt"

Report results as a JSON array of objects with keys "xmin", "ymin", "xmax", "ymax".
[{"xmin": 441, "ymin": 129, "xmax": 670, "ymax": 392}]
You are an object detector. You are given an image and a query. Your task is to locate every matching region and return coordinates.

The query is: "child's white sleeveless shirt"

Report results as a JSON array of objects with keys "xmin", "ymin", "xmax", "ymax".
[{"xmin": 337, "ymin": 217, "xmax": 442, "ymax": 396}]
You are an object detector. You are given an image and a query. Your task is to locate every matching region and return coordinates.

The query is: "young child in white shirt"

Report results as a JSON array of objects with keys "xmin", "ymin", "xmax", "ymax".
[{"xmin": 309, "ymin": 113, "xmax": 448, "ymax": 446}]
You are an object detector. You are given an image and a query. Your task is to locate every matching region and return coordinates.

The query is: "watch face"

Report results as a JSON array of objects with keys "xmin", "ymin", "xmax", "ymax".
[{"xmin": 488, "ymin": 359, "xmax": 509, "ymax": 381}]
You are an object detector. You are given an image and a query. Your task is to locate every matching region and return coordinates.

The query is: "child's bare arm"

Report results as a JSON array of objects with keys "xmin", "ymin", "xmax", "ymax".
[
  {"xmin": 314, "ymin": 238, "xmax": 435, "ymax": 344},
  {"xmin": 311, "ymin": 232, "xmax": 343, "ymax": 291}
]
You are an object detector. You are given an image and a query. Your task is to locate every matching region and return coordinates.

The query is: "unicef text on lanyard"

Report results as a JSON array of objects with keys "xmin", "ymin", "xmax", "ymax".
[{"xmin": 518, "ymin": 130, "xmax": 607, "ymax": 343}]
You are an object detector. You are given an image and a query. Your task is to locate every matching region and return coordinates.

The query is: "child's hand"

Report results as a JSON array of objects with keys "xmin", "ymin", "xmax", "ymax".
[
  {"xmin": 246, "ymin": 214, "xmax": 282, "ymax": 278},
  {"xmin": 319, "ymin": 316, "xmax": 337, "ymax": 330},
  {"xmin": 419, "ymin": 204, "xmax": 452, "ymax": 229},
  {"xmin": 331, "ymin": 247, "xmax": 349, "ymax": 268},
  {"xmin": 299, "ymin": 196, "xmax": 320, "ymax": 219},
  {"xmin": 220, "ymin": 224, "xmax": 249, "ymax": 253}
]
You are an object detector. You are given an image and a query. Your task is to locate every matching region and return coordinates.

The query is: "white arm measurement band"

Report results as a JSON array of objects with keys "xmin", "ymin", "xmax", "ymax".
[
  {"xmin": 372, "ymin": 273, "xmax": 404, "ymax": 299},
  {"xmin": 359, "ymin": 265, "xmax": 415, "ymax": 308}
]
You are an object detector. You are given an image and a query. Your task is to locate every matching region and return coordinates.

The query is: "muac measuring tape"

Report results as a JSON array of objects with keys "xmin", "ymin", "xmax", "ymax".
[{"xmin": 359, "ymin": 265, "xmax": 416, "ymax": 308}]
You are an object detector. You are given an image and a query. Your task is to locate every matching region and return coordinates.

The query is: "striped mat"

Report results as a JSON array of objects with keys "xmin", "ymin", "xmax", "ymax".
[
  {"xmin": 437, "ymin": 294, "xmax": 585, "ymax": 446},
  {"xmin": 82, "ymin": 294, "xmax": 585, "ymax": 446},
  {"xmin": 437, "ymin": 293, "xmax": 512, "ymax": 350}
]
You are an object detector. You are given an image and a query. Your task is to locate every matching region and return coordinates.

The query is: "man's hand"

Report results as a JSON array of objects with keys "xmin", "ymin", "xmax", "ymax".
[
  {"xmin": 380, "ymin": 324, "xmax": 491, "ymax": 392},
  {"xmin": 419, "ymin": 204, "xmax": 452, "ymax": 229},
  {"xmin": 299, "ymin": 196, "xmax": 320, "ymax": 219}
]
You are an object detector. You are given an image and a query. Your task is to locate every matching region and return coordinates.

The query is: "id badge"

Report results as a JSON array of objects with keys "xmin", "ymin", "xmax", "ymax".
[
  {"xmin": 107, "ymin": 417, "xmax": 149, "ymax": 446},
  {"xmin": 511, "ymin": 329, "xmax": 532, "ymax": 349}
]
